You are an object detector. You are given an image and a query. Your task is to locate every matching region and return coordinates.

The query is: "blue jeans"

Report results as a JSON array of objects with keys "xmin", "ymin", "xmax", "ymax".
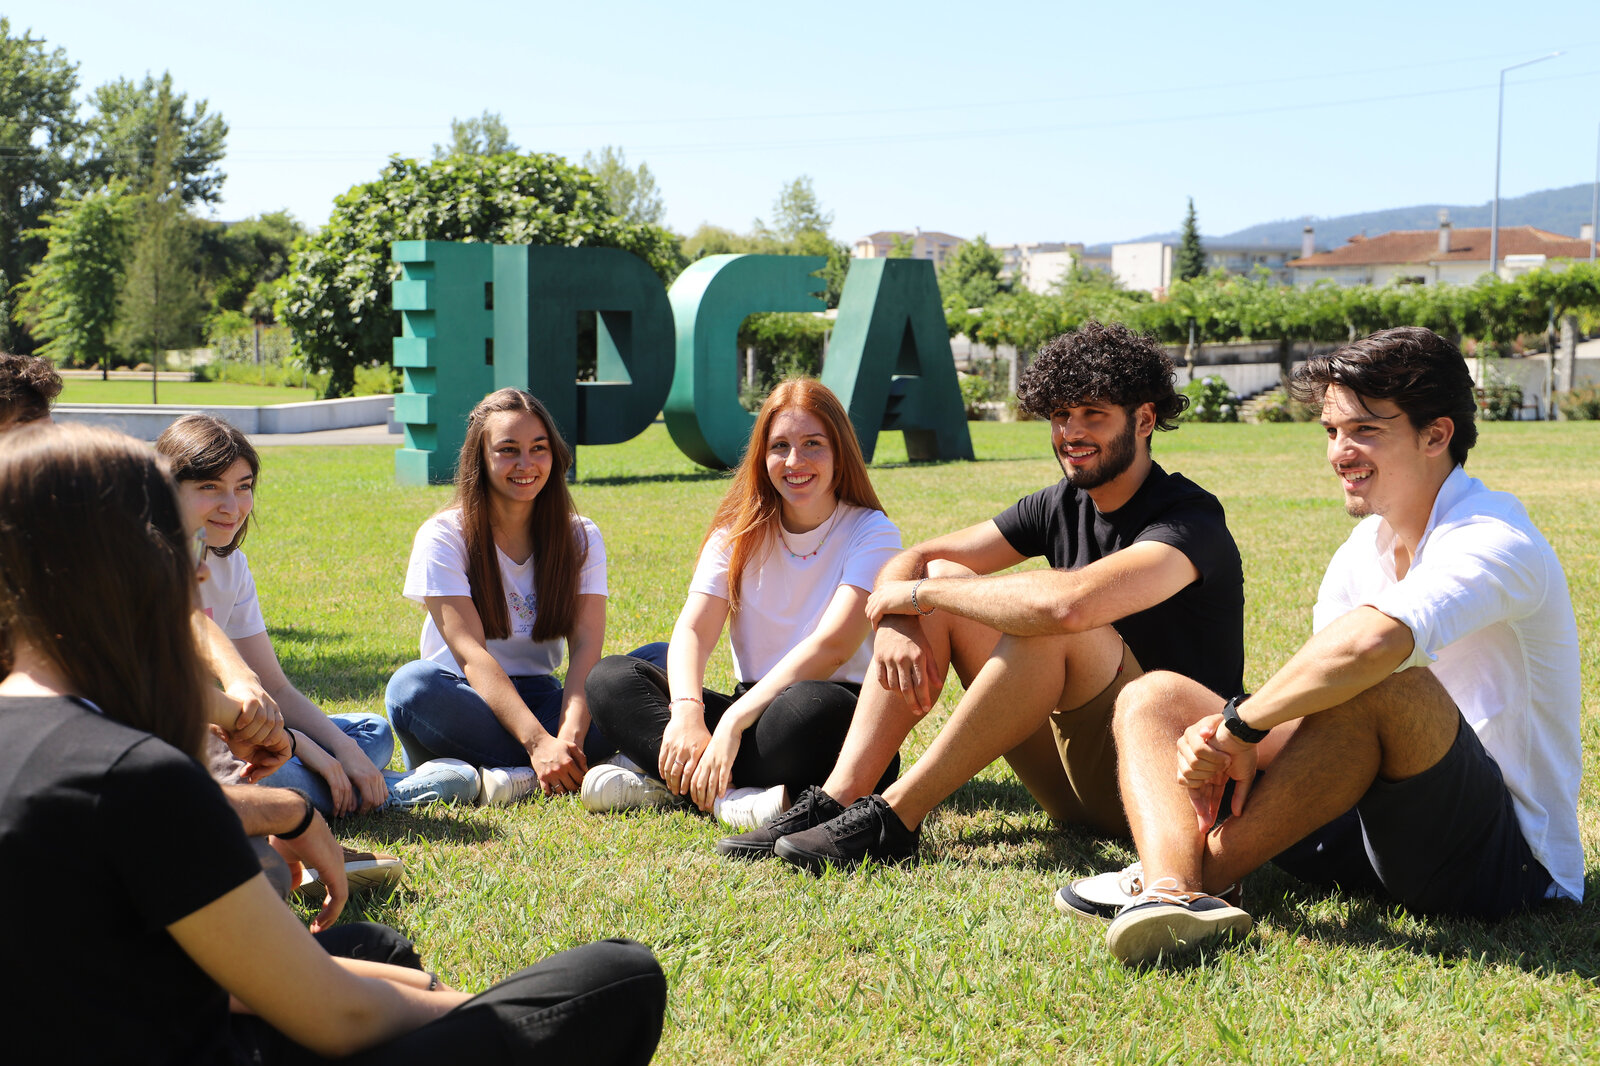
[
  {"xmin": 260, "ymin": 712, "xmax": 394, "ymax": 818},
  {"xmin": 385, "ymin": 646, "xmax": 668, "ymax": 771}
]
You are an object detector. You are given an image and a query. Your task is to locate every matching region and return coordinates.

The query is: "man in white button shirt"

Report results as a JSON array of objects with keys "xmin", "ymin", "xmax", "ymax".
[{"xmin": 1069, "ymin": 326, "xmax": 1583, "ymax": 965}]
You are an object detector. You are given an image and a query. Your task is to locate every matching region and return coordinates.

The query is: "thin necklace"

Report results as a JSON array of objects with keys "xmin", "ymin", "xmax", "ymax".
[{"xmin": 778, "ymin": 504, "xmax": 840, "ymax": 561}]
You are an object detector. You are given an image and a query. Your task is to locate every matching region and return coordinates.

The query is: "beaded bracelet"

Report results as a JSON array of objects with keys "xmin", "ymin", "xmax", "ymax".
[{"xmin": 671, "ymin": 696, "xmax": 705, "ymax": 707}]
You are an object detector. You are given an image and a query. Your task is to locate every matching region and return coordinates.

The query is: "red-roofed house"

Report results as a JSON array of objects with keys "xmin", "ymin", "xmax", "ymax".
[{"xmin": 1288, "ymin": 221, "xmax": 1594, "ymax": 288}]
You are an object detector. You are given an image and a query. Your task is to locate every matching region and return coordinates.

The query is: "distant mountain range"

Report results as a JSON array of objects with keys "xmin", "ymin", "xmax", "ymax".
[{"xmin": 1085, "ymin": 182, "xmax": 1597, "ymax": 254}]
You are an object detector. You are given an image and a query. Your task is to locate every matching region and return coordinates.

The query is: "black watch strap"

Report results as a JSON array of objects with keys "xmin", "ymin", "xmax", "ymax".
[{"xmin": 1221, "ymin": 693, "xmax": 1268, "ymax": 744}]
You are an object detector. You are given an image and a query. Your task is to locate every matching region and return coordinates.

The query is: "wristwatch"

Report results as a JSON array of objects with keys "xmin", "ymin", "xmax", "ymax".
[{"xmin": 1220, "ymin": 694, "xmax": 1269, "ymax": 744}]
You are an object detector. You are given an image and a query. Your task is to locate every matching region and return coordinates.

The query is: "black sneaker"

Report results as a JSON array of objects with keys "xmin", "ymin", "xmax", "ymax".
[
  {"xmin": 1105, "ymin": 882, "xmax": 1252, "ymax": 966},
  {"xmin": 772, "ymin": 795, "xmax": 920, "ymax": 873},
  {"xmin": 714, "ymin": 785, "xmax": 845, "ymax": 860}
]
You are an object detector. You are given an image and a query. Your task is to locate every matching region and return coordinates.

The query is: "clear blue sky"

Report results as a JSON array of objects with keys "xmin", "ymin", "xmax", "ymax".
[{"xmin": 22, "ymin": 1, "xmax": 1600, "ymax": 245}]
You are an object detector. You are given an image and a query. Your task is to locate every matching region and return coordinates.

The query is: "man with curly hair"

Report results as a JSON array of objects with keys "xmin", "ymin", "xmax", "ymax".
[
  {"xmin": 1080, "ymin": 327, "xmax": 1580, "ymax": 965},
  {"xmin": 712, "ymin": 320, "xmax": 1246, "ymax": 870},
  {"xmin": 0, "ymin": 352, "xmax": 63, "ymax": 432}
]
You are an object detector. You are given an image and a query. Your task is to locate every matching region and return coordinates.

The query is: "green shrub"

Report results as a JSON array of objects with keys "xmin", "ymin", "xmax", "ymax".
[
  {"xmin": 1248, "ymin": 386, "xmax": 1317, "ymax": 424},
  {"xmin": 1478, "ymin": 367, "xmax": 1523, "ymax": 422},
  {"xmin": 1178, "ymin": 375, "xmax": 1239, "ymax": 423},
  {"xmin": 1557, "ymin": 385, "xmax": 1600, "ymax": 420}
]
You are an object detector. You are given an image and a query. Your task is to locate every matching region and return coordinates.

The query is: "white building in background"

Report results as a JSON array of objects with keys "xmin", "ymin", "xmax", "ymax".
[
  {"xmin": 996, "ymin": 242, "xmax": 1113, "ymax": 293},
  {"xmin": 1288, "ymin": 219, "xmax": 1595, "ymax": 288},
  {"xmin": 1111, "ymin": 238, "xmax": 1301, "ymax": 294}
]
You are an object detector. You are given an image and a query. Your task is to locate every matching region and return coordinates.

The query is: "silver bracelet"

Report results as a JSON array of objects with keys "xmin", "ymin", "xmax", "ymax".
[{"xmin": 910, "ymin": 578, "xmax": 935, "ymax": 616}]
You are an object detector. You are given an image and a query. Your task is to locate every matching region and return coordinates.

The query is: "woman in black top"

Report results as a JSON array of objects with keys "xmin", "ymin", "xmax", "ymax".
[{"xmin": 0, "ymin": 423, "xmax": 664, "ymax": 1065}]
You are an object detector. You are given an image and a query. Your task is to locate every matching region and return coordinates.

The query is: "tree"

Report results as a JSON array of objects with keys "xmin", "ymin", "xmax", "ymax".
[
  {"xmin": 581, "ymin": 146, "xmax": 665, "ymax": 226},
  {"xmin": 938, "ymin": 234, "xmax": 1005, "ymax": 311},
  {"xmin": 762, "ymin": 176, "xmax": 833, "ymax": 245},
  {"xmin": 79, "ymin": 72, "xmax": 227, "ymax": 205},
  {"xmin": 0, "ymin": 18, "xmax": 83, "ymax": 352},
  {"xmin": 196, "ymin": 210, "xmax": 306, "ymax": 318},
  {"xmin": 115, "ymin": 92, "xmax": 205, "ymax": 401},
  {"xmin": 279, "ymin": 152, "xmax": 683, "ymax": 397},
  {"xmin": 1175, "ymin": 197, "xmax": 1206, "ymax": 282},
  {"xmin": 888, "ymin": 232, "xmax": 916, "ymax": 258},
  {"xmin": 432, "ymin": 111, "xmax": 517, "ymax": 159},
  {"xmin": 13, "ymin": 183, "xmax": 132, "ymax": 373}
]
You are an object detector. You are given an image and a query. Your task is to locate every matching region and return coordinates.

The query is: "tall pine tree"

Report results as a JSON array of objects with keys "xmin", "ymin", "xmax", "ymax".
[{"xmin": 1176, "ymin": 197, "xmax": 1206, "ymax": 281}]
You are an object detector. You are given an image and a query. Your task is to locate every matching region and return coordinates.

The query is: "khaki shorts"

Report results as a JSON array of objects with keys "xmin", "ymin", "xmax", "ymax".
[{"xmin": 1042, "ymin": 642, "xmax": 1142, "ymax": 837}]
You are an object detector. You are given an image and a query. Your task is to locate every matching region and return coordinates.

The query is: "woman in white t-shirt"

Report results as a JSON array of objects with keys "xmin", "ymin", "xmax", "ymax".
[
  {"xmin": 387, "ymin": 388, "xmax": 657, "ymax": 806},
  {"xmin": 156, "ymin": 415, "xmax": 476, "ymax": 818},
  {"xmin": 583, "ymin": 379, "xmax": 902, "ymax": 829}
]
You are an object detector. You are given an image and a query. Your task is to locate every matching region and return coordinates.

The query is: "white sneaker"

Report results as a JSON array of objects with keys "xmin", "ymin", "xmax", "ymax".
[
  {"xmin": 477, "ymin": 765, "xmax": 538, "ymax": 806},
  {"xmin": 580, "ymin": 760, "xmax": 677, "ymax": 813},
  {"xmin": 713, "ymin": 785, "xmax": 788, "ymax": 830}
]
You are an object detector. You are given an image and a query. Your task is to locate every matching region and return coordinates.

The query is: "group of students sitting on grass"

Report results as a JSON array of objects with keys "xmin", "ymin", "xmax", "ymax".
[{"xmin": 0, "ymin": 315, "xmax": 1583, "ymax": 1061}]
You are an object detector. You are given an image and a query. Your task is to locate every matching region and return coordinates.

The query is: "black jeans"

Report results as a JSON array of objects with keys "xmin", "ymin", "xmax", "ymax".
[
  {"xmin": 585, "ymin": 649, "xmax": 899, "ymax": 796},
  {"xmin": 232, "ymin": 932, "xmax": 665, "ymax": 1065}
]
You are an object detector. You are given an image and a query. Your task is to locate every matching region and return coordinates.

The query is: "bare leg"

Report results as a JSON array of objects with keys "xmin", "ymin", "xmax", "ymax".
[
  {"xmin": 1115, "ymin": 668, "xmax": 1461, "ymax": 897},
  {"xmin": 820, "ymin": 604, "xmax": 998, "ymax": 805},
  {"xmin": 882, "ymin": 624, "xmax": 1124, "ymax": 828}
]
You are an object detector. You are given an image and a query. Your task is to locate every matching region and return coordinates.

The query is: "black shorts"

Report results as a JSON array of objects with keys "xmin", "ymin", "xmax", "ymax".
[{"xmin": 1272, "ymin": 714, "xmax": 1552, "ymax": 920}]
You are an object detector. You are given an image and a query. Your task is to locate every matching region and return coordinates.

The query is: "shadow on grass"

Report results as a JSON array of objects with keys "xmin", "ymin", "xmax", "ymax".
[
  {"xmin": 1247, "ymin": 865, "xmax": 1600, "ymax": 981},
  {"xmin": 268, "ymin": 624, "xmax": 403, "ymax": 703},
  {"xmin": 932, "ymin": 778, "xmax": 1133, "ymax": 875},
  {"xmin": 339, "ymin": 808, "xmax": 504, "ymax": 847},
  {"xmin": 577, "ymin": 470, "xmax": 727, "ymax": 487}
]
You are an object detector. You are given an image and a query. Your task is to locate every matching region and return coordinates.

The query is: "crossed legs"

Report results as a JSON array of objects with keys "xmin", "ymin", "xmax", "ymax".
[{"xmin": 1113, "ymin": 666, "xmax": 1461, "ymax": 897}]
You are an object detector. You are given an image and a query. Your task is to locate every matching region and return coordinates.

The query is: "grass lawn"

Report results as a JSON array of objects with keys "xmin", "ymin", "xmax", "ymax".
[
  {"xmin": 247, "ymin": 420, "xmax": 1600, "ymax": 1064},
  {"xmin": 57, "ymin": 379, "xmax": 319, "ymax": 406}
]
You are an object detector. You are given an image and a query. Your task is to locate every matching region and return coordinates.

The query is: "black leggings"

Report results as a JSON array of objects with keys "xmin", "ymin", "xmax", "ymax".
[
  {"xmin": 585, "ymin": 651, "xmax": 899, "ymax": 797},
  {"xmin": 232, "ymin": 926, "xmax": 665, "ymax": 1065}
]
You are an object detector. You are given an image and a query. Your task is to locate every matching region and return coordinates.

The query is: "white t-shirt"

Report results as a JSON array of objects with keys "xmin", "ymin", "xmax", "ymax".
[
  {"xmin": 403, "ymin": 508, "xmax": 607, "ymax": 678},
  {"xmin": 1313, "ymin": 466, "xmax": 1583, "ymax": 901},
  {"xmin": 689, "ymin": 503, "xmax": 901, "ymax": 685},
  {"xmin": 199, "ymin": 548, "xmax": 268, "ymax": 640}
]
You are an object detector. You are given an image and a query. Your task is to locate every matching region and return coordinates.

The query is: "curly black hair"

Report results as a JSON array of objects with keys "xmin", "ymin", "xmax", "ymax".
[
  {"xmin": 1015, "ymin": 320, "xmax": 1187, "ymax": 431},
  {"xmin": 0, "ymin": 353, "xmax": 63, "ymax": 425}
]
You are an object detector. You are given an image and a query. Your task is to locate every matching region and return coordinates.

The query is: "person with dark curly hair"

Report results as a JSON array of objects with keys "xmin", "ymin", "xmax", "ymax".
[
  {"xmin": 0, "ymin": 351, "xmax": 63, "ymax": 431},
  {"xmin": 713, "ymin": 320, "xmax": 1245, "ymax": 871},
  {"xmin": 1079, "ymin": 327, "xmax": 1580, "ymax": 966}
]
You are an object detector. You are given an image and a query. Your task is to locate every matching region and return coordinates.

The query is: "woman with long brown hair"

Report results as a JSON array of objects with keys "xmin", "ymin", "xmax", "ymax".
[
  {"xmin": 386, "ymin": 388, "xmax": 660, "ymax": 805},
  {"xmin": 583, "ymin": 379, "xmax": 902, "ymax": 837},
  {"xmin": 0, "ymin": 422, "xmax": 665, "ymax": 1063}
]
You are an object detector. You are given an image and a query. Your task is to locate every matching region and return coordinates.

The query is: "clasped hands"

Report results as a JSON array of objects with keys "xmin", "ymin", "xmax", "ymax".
[
  {"xmin": 658, "ymin": 707, "xmax": 742, "ymax": 812},
  {"xmin": 1177, "ymin": 711, "xmax": 1259, "ymax": 832}
]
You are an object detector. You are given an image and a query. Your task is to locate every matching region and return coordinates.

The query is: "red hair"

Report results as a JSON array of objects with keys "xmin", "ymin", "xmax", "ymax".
[{"xmin": 702, "ymin": 379, "xmax": 883, "ymax": 611}]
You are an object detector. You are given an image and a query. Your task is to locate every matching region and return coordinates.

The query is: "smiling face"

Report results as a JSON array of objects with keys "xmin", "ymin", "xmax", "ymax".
[
  {"xmin": 1321, "ymin": 384, "xmax": 1451, "ymax": 523},
  {"xmin": 1051, "ymin": 401, "xmax": 1141, "ymax": 491},
  {"xmin": 176, "ymin": 457, "xmax": 255, "ymax": 552},
  {"xmin": 765, "ymin": 407, "xmax": 837, "ymax": 529},
  {"xmin": 482, "ymin": 409, "xmax": 553, "ymax": 507}
]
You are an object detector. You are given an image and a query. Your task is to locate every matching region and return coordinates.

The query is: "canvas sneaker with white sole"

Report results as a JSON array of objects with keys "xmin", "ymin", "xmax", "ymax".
[
  {"xmin": 1104, "ymin": 880, "xmax": 1252, "ymax": 966},
  {"xmin": 580, "ymin": 755, "xmax": 679, "ymax": 813},
  {"xmin": 298, "ymin": 846, "xmax": 403, "ymax": 900},
  {"xmin": 712, "ymin": 785, "xmax": 788, "ymax": 831},
  {"xmin": 1055, "ymin": 861, "xmax": 1243, "ymax": 922},
  {"xmin": 478, "ymin": 765, "xmax": 539, "ymax": 806}
]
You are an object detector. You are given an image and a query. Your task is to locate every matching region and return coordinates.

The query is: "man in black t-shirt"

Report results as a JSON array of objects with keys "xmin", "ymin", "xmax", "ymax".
[{"xmin": 714, "ymin": 321, "xmax": 1245, "ymax": 870}]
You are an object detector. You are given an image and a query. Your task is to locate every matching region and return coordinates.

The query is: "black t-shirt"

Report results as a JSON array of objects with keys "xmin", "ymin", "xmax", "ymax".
[
  {"xmin": 0, "ymin": 695, "xmax": 261, "ymax": 1065},
  {"xmin": 992, "ymin": 464, "xmax": 1245, "ymax": 697}
]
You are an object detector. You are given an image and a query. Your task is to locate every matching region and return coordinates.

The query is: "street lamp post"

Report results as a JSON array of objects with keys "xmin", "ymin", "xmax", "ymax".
[
  {"xmin": 1590, "ymin": 120, "xmax": 1598, "ymax": 263},
  {"xmin": 1490, "ymin": 52, "xmax": 1561, "ymax": 279}
]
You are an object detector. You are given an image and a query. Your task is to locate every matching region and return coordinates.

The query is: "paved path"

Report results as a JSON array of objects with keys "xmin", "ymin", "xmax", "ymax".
[{"xmin": 248, "ymin": 425, "xmax": 404, "ymax": 447}]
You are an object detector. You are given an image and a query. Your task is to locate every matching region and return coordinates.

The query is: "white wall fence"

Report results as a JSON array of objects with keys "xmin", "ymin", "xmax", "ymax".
[{"xmin": 53, "ymin": 395, "xmax": 397, "ymax": 441}]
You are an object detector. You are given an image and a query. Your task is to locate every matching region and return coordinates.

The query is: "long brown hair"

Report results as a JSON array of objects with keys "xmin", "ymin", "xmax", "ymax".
[
  {"xmin": 452, "ymin": 388, "xmax": 586, "ymax": 642},
  {"xmin": 0, "ymin": 424, "xmax": 210, "ymax": 759},
  {"xmin": 704, "ymin": 378, "xmax": 884, "ymax": 611},
  {"xmin": 154, "ymin": 413, "xmax": 262, "ymax": 556}
]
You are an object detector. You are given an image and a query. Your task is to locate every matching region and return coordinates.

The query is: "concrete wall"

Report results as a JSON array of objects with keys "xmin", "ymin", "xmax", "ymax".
[
  {"xmin": 1467, "ymin": 354, "xmax": 1600, "ymax": 420},
  {"xmin": 54, "ymin": 395, "xmax": 397, "ymax": 441}
]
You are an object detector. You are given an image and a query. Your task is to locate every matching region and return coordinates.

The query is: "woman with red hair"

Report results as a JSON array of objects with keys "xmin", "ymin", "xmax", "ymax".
[{"xmin": 584, "ymin": 379, "xmax": 901, "ymax": 835}]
